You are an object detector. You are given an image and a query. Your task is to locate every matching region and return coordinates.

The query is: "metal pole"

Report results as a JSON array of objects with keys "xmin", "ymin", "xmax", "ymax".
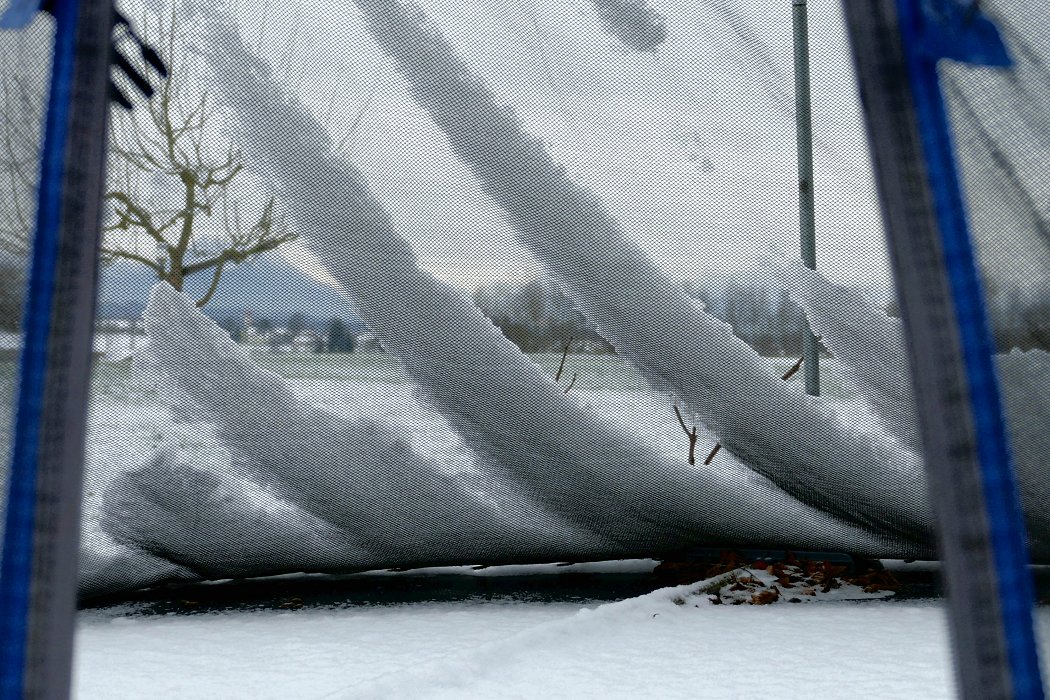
[{"xmin": 793, "ymin": 0, "xmax": 819, "ymax": 396}]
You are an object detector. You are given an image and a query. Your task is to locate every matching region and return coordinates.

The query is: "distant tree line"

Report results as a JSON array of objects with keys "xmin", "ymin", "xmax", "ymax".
[
  {"xmin": 473, "ymin": 277, "xmax": 814, "ymax": 357},
  {"xmin": 683, "ymin": 280, "xmax": 814, "ymax": 358},
  {"xmin": 10, "ymin": 267, "xmax": 1050, "ymax": 359},
  {"xmin": 476, "ymin": 276, "xmax": 1050, "ymax": 358},
  {"xmin": 473, "ymin": 280, "xmax": 614, "ymax": 353},
  {"xmin": 214, "ymin": 312, "xmax": 363, "ymax": 353}
]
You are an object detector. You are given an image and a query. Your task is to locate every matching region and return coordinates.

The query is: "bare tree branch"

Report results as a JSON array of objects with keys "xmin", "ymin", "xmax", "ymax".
[
  {"xmin": 563, "ymin": 371, "xmax": 578, "ymax": 394},
  {"xmin": 673, "ymin": 402, "xmax": 690, "ymax": 437},
  {"xmin": 697, "ymin": 356, "xmax": 808, "ymax": 468},
  {"xmin": 100, "ymin": 247, "xmax": 165, "ymax": 274},
  {"xmin": 104, "ymin": 190, "xmax": 171, "ymax": 246},
  {"xmin": 555, "ymin": 338, "xmax": 573, "ymax": 382},
  {"xmin": 34, "ymin": 5, "xmax": 299, "ymax": 308},
  {"xmin": 781, "ymin": 356, "xmax": 804, "ymax": 381},
  {"xmin": 195, "ymin": 257, "xmax": 226, "ymax": 308},
  {"xmin": 673, "ymin": 402, "xmax": 698, "ymax": 466}
]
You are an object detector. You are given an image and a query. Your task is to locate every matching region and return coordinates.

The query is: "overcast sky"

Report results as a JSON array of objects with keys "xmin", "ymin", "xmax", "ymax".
[{"xmin": 179, "ymin": 0, "xmax": 892, "ymax": 291}]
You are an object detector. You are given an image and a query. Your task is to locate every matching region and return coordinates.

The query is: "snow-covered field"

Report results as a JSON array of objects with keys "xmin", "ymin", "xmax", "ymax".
[
  {"xmin": 64, "ymin": 353, "xmax": 966, "ymax": 700},
  {"xmin": 9, "ymin": 354, "xmax": 1020, "ymax": 698},
  {"xmin": 78, "ymin": 351, "xmax": 706, "ymax": 511},
  {"xmin": 72, "ymin": 560, "xmax": 1050, "ymax": 699},
  {"xmin": 3, "ymin": 350, "xmax": 893, "ymax": 598},
  {"xmin": 75, "ymin": 350, "xmax": 861, "ymax": 546}
]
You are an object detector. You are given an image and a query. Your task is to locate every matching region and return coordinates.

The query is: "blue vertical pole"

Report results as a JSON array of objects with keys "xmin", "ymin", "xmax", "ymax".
[
  {"xmin": 0, "ymin": 0, "xmax": 111, "ymax": 697},
  {"xmin": 0, "ymin": 2, "xmax": 80, "ymax": 694},
  {"xmin": 842, "ymin": 1, "xmax": 1042, "ymax": 697},
  {"xmin": 895, "ymin": 1, "xmax": 1042, "ymax": 695}
]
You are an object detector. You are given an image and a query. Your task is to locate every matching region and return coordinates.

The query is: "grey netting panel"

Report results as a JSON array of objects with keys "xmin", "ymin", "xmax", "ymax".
[
  {"xmin": 0, "ymin": 13, "xmax": 51, "ymax": 548},
  {"xmin": 66, "ymin": 0, "xmax": 1036, "ymax": 599}
]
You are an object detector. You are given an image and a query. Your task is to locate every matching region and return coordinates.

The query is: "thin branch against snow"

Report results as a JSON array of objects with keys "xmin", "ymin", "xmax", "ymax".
[
  {"xmin": 673, "ymin": 402, "xmax": 697, "ymax": 465},
  {"xmin": 781, "ymin": 357, "xmax": 804, "ymax": 382},
  {"xmin": 563, "ymin": 371, "xmax": 579, "ymax": 393},
  {"xmin": 555, "ymin": 338, "xmax": 572, "ymax": 382}
]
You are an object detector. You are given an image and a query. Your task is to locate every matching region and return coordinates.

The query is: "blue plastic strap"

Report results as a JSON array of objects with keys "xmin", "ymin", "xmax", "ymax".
[
  {"xmin": 0, "ymin": 0, "xmax": 79, "ymax": 696},
  {"xmin": 0, "ymin": 0, "xmax": 42, "ymax": 31},
  {"xmin": 896, "ymin": 0, "xmax": 1043, "ymax": 696}
]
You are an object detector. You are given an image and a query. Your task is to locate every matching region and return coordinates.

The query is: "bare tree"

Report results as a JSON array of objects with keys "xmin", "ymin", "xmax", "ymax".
[
  {"xmin": 0, "ymin": 22, "xmax": 52, "ymax": 329},
  {"xmin": 0, "ymin": 24, "xmax": 47, "ymax": 262},
  {"xmin": 0, "ymin": 76, "xmax": 32, "ymax": 325},
  {"xmin": 103, "ymin": 8, "xmax": 296, "ymax": 308}
]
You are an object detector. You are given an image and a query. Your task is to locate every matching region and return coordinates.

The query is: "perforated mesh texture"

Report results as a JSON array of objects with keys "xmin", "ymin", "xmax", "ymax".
[
  {"xmin": 0, "ymin": 12, "xmax": 51, "ymax": 550},
  {"xmin": 2, "ymin": 0, "xmax": 1049, "ymax": 600}
]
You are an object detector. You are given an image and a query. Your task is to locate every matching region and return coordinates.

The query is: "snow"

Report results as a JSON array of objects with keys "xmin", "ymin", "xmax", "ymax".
[
  {"xmin": 774, "ymin": 256, "xmax": 1050, "ymax": 560},
  {"xmin": 183, "ymin": 14, "xmax": 898, "ymax": 582},
  {"xmin": 92, "ymin": 333, "xmax": 148, "ymax": 363},
  {"xmin": 318, "ymin": 0, "xmax": 930, "ymax": 542},
  {"xmin": 72, "ymin": 563, "xmax": 1035, "ymax": 699},
  {"xmin": 98, "ymin": 278, "xmax": 899, "ymax": 597},
  {"xmin": 74, "ymin": 600, "xmax": 582, "ymax": 699},
  {"xmin": 41, "ymin": 336, "xmax": 918, "ymax": 599},
  {"xmin": 35, "ymin": 0, "xmax": 1034, "ymax": 601},
  {"xmin": 352, "ymin": 599, "xmax": 952, "ymax": 699},
  {"xmin": 772, "ymin": 257, "xmax": 918, "ymax": 453}
]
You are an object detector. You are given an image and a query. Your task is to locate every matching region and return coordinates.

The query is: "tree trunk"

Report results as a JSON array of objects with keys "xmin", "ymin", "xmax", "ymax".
[{"xmin": 196, "ymin": 258, "xmax": 226, "ymax": 308}]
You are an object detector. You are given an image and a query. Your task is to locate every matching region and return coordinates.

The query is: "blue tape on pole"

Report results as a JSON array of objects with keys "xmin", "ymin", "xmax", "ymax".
[
  {"xmin": 0, "ymin": 0, "xmax": 79, "ymax": 696},
  {"xmin": 895, "ymin": 1, "xmax": 1043, "ymax": 696},
  {"xmin": 0, "ymin": 0, "xmax": 42, "ymax": 30}
]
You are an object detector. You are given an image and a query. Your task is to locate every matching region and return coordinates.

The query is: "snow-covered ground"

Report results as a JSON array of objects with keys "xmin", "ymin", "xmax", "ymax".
[
  {"xmin": 75, "ymin": 350, "xmax": 859, "ymax": 530},
  {"xmin": 0, "ymin": 350, "xmax": 1037, "ymax": 699},
  {"xmin": 14, "ymin": 353, "xmax": 1028, "ymax": 699},
  {"xmin": 72, "ymin": 560, "xmax": 1044, "ymax": 699}
]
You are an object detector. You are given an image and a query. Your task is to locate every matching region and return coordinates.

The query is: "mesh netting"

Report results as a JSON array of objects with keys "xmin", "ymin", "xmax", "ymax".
[
  {"xmin": 1, "ymin": 0, "xmax": 1049, "ymax": 600},
  {"xmin": 0, "ymin": 11, "xmax": 50, "ymax": 550}
]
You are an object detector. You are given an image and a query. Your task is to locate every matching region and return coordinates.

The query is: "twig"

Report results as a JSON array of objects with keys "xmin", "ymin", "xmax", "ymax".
[
  {"xmin": 673, "ymin": 402, "xmax": 689, "ymax": 435},
  {"xmin": 781, "ymin": 356, "xmax": 804, "ymax": 381},
  {"xmin": 701, "ymin": 356, "xmax": 806, "ymax": 467},
  {"xmin": 555, "ymin": 338, "xmax": 573, "ymax": 382},
  {"xmin": 563, "ymin": 371, "xmax": 578, "ymax": 394},
  {"xmin": 195, "ymin": 258, "xmax": 227, "ymax": 308},
  {"xmin": 673, "ymin": 402, "xmax": 698, "ymax": 466}
]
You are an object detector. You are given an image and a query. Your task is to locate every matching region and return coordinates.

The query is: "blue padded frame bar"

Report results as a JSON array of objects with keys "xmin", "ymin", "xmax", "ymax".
[
  {"xmin": 0, "ymin": 1, "xmax": 80, "ymax": 694},
  {"xmin": 842, "ymin": 1, "xmax": 1042, "ymax": 697},
  {"xmin": 0, "ymin": 1, "xmax": 112, "ymax": 697},
  {"xmin": 895, "ymin": 1, "xmax": 1042, "ymax": 696}
]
